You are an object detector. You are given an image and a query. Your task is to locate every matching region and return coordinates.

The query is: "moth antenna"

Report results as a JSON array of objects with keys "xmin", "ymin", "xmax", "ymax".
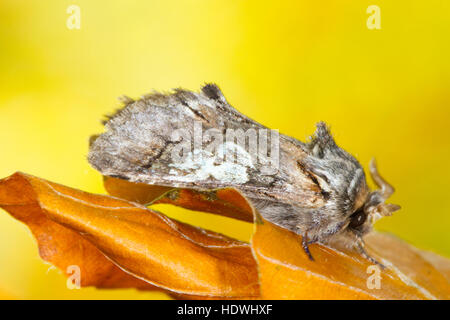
[
  {"xmin": 376, "ymin": 203, "xmax": 401, "ymax": 216},
  {"xmin": 369, "ymin": 158, "xmax": 395, "ymax": 200}
]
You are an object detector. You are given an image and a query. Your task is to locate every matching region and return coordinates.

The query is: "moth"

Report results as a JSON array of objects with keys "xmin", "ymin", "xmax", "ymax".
[{"xmin": 88, "ymin": 84, "xmax": 400, "ymax": 264}]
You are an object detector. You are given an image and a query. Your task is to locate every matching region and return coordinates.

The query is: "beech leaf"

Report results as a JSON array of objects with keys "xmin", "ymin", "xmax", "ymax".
[
  {"xmin": 1, "ymin": 173, "xmax": 449, "ymax": 299},
  {"xmin": 252, "ymin": 214, "xmax": 450, "ymax": 300},
  {"xmin": 104, "ymin": 176, "xmax": 254, "ymax": 222},
  {"xmin": 0, "ymin": 173, "xmax": 259, "ymax": 298}
]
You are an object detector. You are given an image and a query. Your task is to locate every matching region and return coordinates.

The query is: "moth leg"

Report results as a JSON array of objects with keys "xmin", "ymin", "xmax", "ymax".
[
  {"xmin": 356, "ymin": 237, "xmax": 385, "ymax": 269},
  {"xmin": 302, "ymin": 232, "xmax": 315, "ymax": 261}
]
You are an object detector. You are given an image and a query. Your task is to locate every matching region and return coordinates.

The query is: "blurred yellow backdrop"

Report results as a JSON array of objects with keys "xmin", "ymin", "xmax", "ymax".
[{"xmin": 0, "ymin": 0, "xmax": 449, "ymax": 299}]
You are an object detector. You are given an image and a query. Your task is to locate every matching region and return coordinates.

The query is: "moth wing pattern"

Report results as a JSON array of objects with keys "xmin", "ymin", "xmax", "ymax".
[
  {"xmin": 89, "ymin": 84, "xmax": 378, "ymax": 244},
  {"xmin": 89, "ymin": 84, "xmax": 319, "ymax": 203}
]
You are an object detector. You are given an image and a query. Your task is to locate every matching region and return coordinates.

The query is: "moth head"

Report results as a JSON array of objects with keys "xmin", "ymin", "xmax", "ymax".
[
  {"xmin": 305, "ymin": 123, "xmax": 400, "ymax": 237},
  {"xmin": 348, "ymin": 158, "xmax": 401, "ymax": 235}
]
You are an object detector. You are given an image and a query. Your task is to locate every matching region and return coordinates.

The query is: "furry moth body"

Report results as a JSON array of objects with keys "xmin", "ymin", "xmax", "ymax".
[{"xmin": 88, "ymin": 84, "xmax": 400, "ymax": 262}]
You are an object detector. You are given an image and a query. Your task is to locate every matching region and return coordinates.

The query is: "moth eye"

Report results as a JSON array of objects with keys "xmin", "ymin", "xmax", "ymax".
[{"xmin": 349, "ymin": 209, "xmax": 367, "ymax": 229}]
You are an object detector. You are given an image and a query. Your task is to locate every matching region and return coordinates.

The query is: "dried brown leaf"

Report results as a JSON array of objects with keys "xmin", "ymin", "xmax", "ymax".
[{"xmin": 0, "ymin": 173, "xmax": 259, "ymax": 298}]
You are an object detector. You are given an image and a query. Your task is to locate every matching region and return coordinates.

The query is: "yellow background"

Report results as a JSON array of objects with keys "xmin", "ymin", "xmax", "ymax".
[{"xmin": 0, "ymin": 0, "xmax": 449, "ymax": 299}]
